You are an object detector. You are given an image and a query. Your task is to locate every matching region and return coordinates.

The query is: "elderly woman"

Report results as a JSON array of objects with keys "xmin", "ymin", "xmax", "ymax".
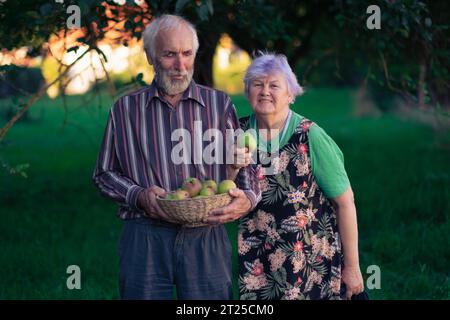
[{"xmin": 236, "ymin": 53, "xmax": 364, "ymax": 300}]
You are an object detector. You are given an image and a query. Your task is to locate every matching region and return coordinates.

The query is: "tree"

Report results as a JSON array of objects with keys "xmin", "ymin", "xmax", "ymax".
[
  {"xmin": 331, "ymin": 0, "xmax": 450, "ymax": 110},
  {"xmin": 1, "ymin": 0, "xmax": 449, "ymax": 143}
]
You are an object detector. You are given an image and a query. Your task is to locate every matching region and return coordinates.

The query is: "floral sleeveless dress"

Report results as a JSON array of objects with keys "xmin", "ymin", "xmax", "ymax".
[{"xmin": 238, "ymin": 116, "xmax": 343, "ymax": 300}]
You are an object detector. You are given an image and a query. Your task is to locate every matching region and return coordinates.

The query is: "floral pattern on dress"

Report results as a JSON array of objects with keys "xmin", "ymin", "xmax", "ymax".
[{"xmin": 238, "ymin": 116, "xmax": 344, "ymax": 300}]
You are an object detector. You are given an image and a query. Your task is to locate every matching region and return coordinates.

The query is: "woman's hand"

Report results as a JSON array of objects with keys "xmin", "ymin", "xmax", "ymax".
[
  {"xmin": 342, "ymin": 265, "xmax": 364, "ymax": 299},
  {"xmin": 332, "ymin": 187, "xmax": 364, "ymax": 299}
]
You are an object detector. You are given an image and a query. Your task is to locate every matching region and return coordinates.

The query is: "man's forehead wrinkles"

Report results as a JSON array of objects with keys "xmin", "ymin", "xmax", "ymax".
[{"xmin": 157, "ymin": 38, "xmax": 193, "ymax": 53}]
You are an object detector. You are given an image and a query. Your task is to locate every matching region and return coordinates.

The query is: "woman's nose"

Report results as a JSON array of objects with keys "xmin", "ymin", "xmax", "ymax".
[{"xmin": 260, "ymin": 85, "xmax": 270, "ymax": 95}]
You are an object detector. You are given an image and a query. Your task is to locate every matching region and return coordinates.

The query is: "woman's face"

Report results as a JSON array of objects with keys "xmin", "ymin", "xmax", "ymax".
[{"xmin": 248, "ymin": 73, "xmax": 292, "ymax": 117}]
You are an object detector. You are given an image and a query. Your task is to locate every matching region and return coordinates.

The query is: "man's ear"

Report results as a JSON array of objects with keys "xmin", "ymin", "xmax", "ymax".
[{"xmin": 144, "ymin": 50, "xmax": 153, "ymax": 66}]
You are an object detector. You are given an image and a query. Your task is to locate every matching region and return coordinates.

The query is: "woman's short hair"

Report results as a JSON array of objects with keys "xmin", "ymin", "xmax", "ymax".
[
  {"xmin": 143, "ymin": 14, "xmax": 199, "ymax": 63},
  {"xmin": 244, "ymin": 53, "xmax": 304, "ymax": 99}
]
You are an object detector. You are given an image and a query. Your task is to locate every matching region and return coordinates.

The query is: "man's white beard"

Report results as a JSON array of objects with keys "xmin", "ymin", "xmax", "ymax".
[{"xmin": 154, "ymin": 62, "xmax": 193, "ymax": 96}]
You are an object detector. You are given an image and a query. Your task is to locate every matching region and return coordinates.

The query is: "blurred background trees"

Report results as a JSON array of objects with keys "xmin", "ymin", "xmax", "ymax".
[{"xmin": 1, "ymin": 0, "xmax": 449, "ymax": 136}]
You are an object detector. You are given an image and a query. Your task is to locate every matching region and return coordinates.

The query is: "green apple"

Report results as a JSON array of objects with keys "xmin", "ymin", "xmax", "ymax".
[
  {"xmin": 165, "ymin": 193, "xmax": 175, "ymax": 200},
  {"xmin": 182, "ymin": 177, "xmax": 202, "ymax": 197},
  {"xmin": 202, "ymin": 179, "xmax": 217, "ymax": 192},
  {"xmin": 172, "ymin": 189, "xmax": 190, "ymax": 200},
  {"xmin": 199, "ymin": 186, "xmax": 216, "ymax": 196},
  {"xmin": 218, "ymin": 180, "xmax": 237, "ymax": 194},
  {"xmin": 237, "ymin": 132, "xmax": 257, "ymax": 152}
]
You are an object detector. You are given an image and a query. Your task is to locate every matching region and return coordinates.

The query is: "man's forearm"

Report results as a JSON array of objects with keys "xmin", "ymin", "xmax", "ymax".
[
  {"xmin": 235, "ymin": 166, "xmax": 261, "ymax": 211},
  {"xmin": 227, "ymin": 165, "xmax": 240, "ymax": 181},
  {"xmin": 93, "ymin": 170, "xmax": 144, "ymax": 211}
]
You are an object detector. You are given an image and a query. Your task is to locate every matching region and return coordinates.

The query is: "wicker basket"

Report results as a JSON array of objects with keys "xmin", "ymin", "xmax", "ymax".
[{"xmin": 156, "ymin": 193, "xmax": 233, "ymax": 227}]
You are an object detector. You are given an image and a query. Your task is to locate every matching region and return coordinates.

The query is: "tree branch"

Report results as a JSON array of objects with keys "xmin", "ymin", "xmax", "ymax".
[
  {"xmin": 379, "ymin": 52, "xmax": 404, "ymax": 95},
  {"xmin": 0, "ymin": 48, "xmax": 91, "ymax": 142},
  {"xmin": 417, "ymin": 59, "xmax": 427, "ymax": 109},
  {"xmin": 302, "ymin": 48, "xmax": 334, "ymax": 84},
  {"xmin": 97, "ymin": 49, "xmax": 116, "ymax": 98}
]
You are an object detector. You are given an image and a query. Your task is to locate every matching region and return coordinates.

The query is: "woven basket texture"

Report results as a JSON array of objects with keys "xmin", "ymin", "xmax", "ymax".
[{"xmin": 157, "ymin": 193, "xmax": 232, "ymax": 227}]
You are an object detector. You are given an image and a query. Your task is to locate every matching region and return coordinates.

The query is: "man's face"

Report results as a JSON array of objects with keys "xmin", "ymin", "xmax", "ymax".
[{"xmin": 153, "ymin": 26, "xmax": 195, "ymax": 95}]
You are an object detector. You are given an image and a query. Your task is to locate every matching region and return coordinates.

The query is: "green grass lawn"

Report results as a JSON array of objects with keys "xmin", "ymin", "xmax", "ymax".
[{"xmin": 1, "ymin": 87, "xmax": 449, "ymax": 299}]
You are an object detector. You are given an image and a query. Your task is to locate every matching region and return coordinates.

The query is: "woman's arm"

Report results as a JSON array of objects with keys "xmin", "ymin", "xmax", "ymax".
[
  {"xmin": 333, "ymin": 186, "xmax": 359, "ymax": 266},
  {"xmin": 332, "ymin": 186, "xmax": 364, "ymax": 299}
]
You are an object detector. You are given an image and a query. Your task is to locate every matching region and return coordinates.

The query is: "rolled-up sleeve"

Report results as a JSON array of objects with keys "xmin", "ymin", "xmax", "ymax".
[
  {"xmin": 92, "ymin": 107, "xmax": 144, "ymax": 212},
  {"xmin": 224, "ymin": 99, "xmax": 261, "ymax": 211}
]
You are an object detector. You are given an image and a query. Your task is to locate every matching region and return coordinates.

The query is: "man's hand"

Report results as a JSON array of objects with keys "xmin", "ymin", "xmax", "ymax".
[
  {"xmin": 231, "ymin": 146, "xmax": 252, "ymax": 170},
  {"xmin": 227, "ymin": 146, "xmax": 253, "ymax": 181},
  {"xmin": 137, "ymin": 186, "xmax": 177, "ymax": 223},
  {"xmin": 342, "ymin": 265, "xmax": 364, "ymax": 299},
  {"xmin": 203, "ymin": 188, "xmax": 252, "ymax": 224}
]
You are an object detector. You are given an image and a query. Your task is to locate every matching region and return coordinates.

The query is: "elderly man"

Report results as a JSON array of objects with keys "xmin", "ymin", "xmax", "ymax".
[{"xmin": 93, "ymin": 14, "xmax": 260, "ymax": 300}]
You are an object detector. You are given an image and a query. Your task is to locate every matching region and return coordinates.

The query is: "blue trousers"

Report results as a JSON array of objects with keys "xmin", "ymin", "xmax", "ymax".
[{"xmin": 118, "ymin": 217, "xmax": 233, "ymax": 300}]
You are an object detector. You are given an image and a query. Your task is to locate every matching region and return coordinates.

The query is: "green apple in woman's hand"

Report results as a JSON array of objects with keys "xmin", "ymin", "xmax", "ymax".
[{"xmin": 237, "ymin": 132, "xmax": 257, "ymax": 152}]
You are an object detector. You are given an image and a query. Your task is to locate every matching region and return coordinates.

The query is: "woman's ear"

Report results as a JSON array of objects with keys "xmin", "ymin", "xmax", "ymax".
[{"xmin": 289, "ymin": 96, "xmax": 294, "ymax": 104}]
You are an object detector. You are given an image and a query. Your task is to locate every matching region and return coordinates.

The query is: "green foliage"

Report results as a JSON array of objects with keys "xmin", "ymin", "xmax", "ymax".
[
  {"xmin": 0, "ymin": 0, "xmax": 67, "ymax": 51},
  {"xmin": 332, "ymin": 0, "xmax": 450, "ymax": 109},
  {"xmin": 1, "ymin": 88, "xmax": 449, "ymax": 299},
  {"xmin": 0, "ymin": 0, "xmax": 448, "ymax": 113},
  {"xmin": 0, "ymin": 156, "xmax": 29, "ymax": 178},
  {"xmin": 0, "ymin": 65, "xmax": 45, "ymax": 97},
  {"xmin": 0, "ymin": 66, "xmax": 45, "ymax": 122}
]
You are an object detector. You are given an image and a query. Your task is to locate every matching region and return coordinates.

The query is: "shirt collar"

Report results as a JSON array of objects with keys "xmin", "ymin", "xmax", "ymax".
[{"xmin": 145, "ymin": 80, "xmax": 206, "ymax": 108}]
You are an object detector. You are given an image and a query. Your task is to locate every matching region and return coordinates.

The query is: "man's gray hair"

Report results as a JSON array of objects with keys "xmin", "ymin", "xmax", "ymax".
[{"xmin": 143, "ymin": 14, "xmax": 199, "ymax": 63}]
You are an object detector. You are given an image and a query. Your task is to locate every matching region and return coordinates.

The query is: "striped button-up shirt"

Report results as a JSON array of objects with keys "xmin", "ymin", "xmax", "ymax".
[{"xmin": 93, "ymin": 80, "xmax": 261, "ymax": 220}]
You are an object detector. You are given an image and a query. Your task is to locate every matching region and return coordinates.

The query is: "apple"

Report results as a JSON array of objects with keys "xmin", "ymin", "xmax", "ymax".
[
  {"xmin": 182, "ymin": 177, "xmax": 202, "ymax": 197},
  {"xmin": 202, "ymin": 179, "xmax": 217, "ymax": 192},
  {"xmin": 217, "ymin": 180, "xmax": 237, "ymax": 194},
  {"xmin": 199, "ymin": 186, "xmax": 216, "ymax": 196},
  {"xmin": 237, "ymin": 132, "xmax": 257, "ymax": 152},
  {"xmin": 172, "ymin": 189, "xmax": 190, "ymax": 200},
  {"xmin": 165, "ymin": 193, "xmax": 175, "ymax": 200}
]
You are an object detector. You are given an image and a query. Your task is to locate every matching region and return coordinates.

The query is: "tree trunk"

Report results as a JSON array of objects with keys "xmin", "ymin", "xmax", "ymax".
[
  {"xmin": 417, "ymin": 60, "xmax": 427, "ymax": 110},
  {"xmin": 194, "ymin": 31, "xmax": 221, "ymax": 87}
]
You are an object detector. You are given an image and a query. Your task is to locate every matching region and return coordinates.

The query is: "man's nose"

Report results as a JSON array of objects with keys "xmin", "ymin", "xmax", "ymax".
[{"xmin": 174, "ymin": 54, "xmax": 186, "ymax": 72}]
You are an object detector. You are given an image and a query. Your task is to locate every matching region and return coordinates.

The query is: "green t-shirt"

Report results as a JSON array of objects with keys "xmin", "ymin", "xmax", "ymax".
[{"xmin": 249, "ymin": 111, "xmax": 350, "ymax": 199}]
